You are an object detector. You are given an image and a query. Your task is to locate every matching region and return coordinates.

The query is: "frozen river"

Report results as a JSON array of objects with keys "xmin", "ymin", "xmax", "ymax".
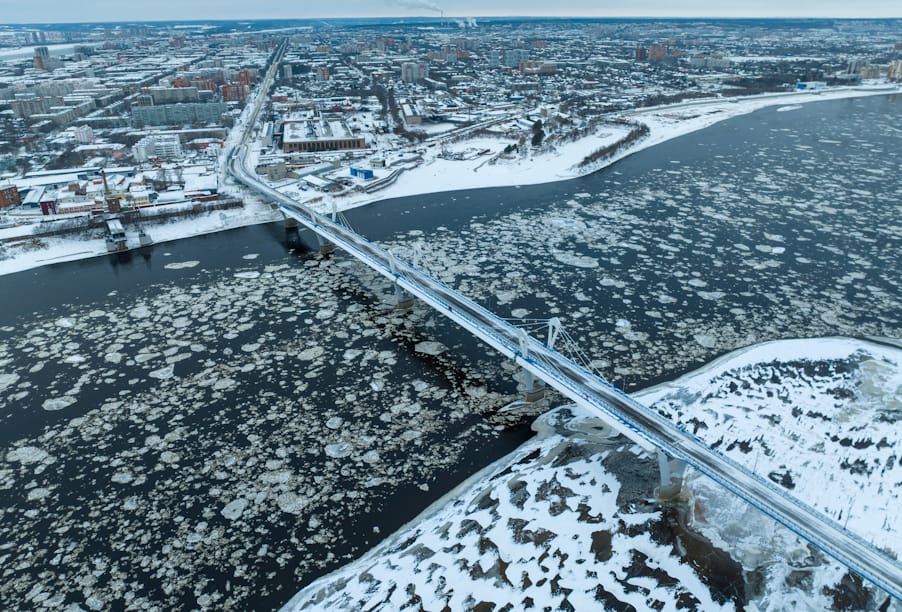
[{"xmin": 0, "ymin": 94, "xmax": 899, "ymax": 609}]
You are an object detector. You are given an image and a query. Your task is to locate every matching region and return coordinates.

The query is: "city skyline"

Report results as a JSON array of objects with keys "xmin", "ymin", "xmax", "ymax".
[{"xmin": 1, "ymin": 0, "xmax": 900, "ymax": 24}]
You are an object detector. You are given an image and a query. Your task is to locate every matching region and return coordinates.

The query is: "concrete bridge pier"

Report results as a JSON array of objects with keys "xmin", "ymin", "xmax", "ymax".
[
  {"xmin": 521, "ymin": 368, "xmax": 545, "ymax": 403},
  {"xmin": 315, "ymin": 233, "xmax": 336, "ymax": 255},
  {"xmin": 517, "ymin": 329, "xmax": 545, "ymax": 402},
  {"xmin": 655, "ymin": 451, "xmax": 686, "ymax": 500},
  {"xmin": 394, "ymin": 283, "xmax": 415, "ymax": 310},
  {"xmin": 281, "ymin": 213, "xmax": 303, "ymax": 248},
  {"xmin": 388, "ymin": 250, "xmax": 414, "ymax": 309}
]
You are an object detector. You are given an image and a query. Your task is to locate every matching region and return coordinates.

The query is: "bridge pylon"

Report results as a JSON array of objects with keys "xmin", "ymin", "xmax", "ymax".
[{"xmin": 315, "ymin": 232, "xmax": 336, "ymax": 255}]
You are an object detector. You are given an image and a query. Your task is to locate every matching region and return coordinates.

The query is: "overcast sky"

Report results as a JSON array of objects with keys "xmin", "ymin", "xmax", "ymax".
[{"xmin": 2, "ymin": 0, "xmax": 900, "ymax": 24}]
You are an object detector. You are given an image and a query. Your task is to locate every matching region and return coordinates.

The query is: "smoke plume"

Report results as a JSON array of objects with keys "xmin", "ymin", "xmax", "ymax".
[{"xmin": 392, "ymin": 0, "xmax": 443, "ymax": 13}]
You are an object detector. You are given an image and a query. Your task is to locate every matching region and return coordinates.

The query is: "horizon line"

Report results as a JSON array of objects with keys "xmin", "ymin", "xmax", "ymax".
[{"xmin": 4, "ymin": 14, "xmax": 902, "ymax": 26}]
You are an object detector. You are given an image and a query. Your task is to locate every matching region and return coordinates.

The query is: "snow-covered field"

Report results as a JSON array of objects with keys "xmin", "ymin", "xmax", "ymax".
[
  {"xmin": 639, "ymin": 337, "xmax": 902, "ymax": 560},
  {"xmin": 285, "ymin": 338, "xmax": 901, "ymax": 611},
  {"xmin": 317, "ymin": 126, "xmax": 632, "ymax": 210}
]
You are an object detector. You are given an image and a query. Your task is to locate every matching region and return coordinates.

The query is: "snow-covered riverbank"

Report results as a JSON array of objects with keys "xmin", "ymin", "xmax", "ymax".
[
  {"xmin": 283, "ymin": 337, "xmax": 901, "ymax": 611},
  {"xmin": 0, "ymin": 199, "xmax": 281, "ymax": 276},
  {"xmin": 309, "ymin": 84, "xmax": 899, "ymax": 214},
  {"xmin": 0, "ymin": 85, "xmax": 897, "ymax": 278}
]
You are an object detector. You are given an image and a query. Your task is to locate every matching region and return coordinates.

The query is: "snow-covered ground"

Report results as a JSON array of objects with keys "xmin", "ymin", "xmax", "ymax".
[
  {"xmin": 310, "ymin": 126, "xmax": 632, "ymax": 211},
  {"xmin": 638, "ymin": 337, "xmax": 902, "ymax": 561},
  {"xmin": 0, "ymin": 199, "xmax": 281, "ymax": 276},
  {"xmin": 307, "ymin": 85, "xmax": 900, "ymax": 214},
  {"xmin": 284, "ymin": 337, "xmax": 901, "ymax": 611},
  {"xmin": 1, "ymin": 85, "xmax": 896, "ymax": 278}
]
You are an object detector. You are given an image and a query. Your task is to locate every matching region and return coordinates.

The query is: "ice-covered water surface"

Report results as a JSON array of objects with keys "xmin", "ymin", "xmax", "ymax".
[
  {"xmin": 375, "ymin": 95, "xmax": 900, "ymax": 388},
  {"xmin": 287, "ymin": 338, "xmax": 900, "ymax": 611},
  {"xmin": 0, "ymin": 253, "xmax": 530, "ymax": 609},
  {"xmin": 1, "ymin": 95, "xmax": 900, "ymax": 610}
]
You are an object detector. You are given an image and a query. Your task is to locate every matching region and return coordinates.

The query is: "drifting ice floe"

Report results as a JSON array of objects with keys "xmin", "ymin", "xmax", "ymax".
[{"xmin": 164, "ymin": 261, "xmax": 200, "ymax": 270}]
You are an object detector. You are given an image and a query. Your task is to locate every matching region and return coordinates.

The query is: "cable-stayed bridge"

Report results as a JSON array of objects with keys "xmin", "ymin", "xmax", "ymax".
[{"xmin": 225, "ymin": 42, "xmax": 901, "ymax": 601}]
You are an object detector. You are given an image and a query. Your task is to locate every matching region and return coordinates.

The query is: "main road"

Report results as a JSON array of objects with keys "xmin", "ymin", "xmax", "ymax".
[{"xmin": 229, "ymin": 41, "xmax": 902, "ymax": 602}]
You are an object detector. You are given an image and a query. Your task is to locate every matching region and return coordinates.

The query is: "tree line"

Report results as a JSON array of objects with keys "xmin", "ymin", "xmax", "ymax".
[{"xmin": 578, "ymin": 120, "xmax": 650, "ymax": 168}]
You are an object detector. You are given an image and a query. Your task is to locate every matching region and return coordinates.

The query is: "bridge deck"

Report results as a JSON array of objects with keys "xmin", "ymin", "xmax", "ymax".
[{"xmin": 225, "ymin": 48, "xmax": 901, "ymax": 601}]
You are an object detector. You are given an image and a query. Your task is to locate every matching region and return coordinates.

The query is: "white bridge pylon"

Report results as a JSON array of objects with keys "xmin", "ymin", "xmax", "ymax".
[{"xmin": 511, "ymin": 318, "xmax": 563, "ymax": 401}]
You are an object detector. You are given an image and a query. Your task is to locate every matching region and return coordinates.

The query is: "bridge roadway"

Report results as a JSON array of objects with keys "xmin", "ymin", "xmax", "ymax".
[{"xmin": 226, "ymin": 54, "xmax": 900, "ymax": 601}]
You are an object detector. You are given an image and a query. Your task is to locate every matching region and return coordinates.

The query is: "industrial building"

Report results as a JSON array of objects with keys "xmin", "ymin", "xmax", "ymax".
[{"xmin": 282, "ymin": 115, "xmax": 366, "ymax": 153}]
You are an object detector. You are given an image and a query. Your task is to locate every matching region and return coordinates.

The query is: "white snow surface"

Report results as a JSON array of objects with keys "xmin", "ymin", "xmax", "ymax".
[
  {"xmin": 638, "ymin": 337, "xmax": 902, "ymax": 561},
  {"xmin": 285, "ymin": 405, "xmax": 732, "ymax": 611},
  {"xmin": 309, "ymin": 86, "xmax": 899, "ymax": 215},
  {"xmin": 283, "ymin": 337, "xmax": 901, "ymax": 611},
  {"xmin": 0, "ymin": 199, "xmax": 281, "ymax": 277}
]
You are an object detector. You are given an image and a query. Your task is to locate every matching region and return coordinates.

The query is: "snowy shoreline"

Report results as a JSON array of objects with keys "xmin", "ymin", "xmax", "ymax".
[
  {"xmin": 0, "ymin": 199, "xmax": 282, "ymax": 277},
  {"xmin": 1, "ymin": 85, "xmax": 897, "ymax": 279},
  {"xmin": 282, "ymin": 336, "xmax": 902, "ymax": 611},
  {"xmin": 313, "ymin": 84, "xmax": 899, "ymax": 214}
]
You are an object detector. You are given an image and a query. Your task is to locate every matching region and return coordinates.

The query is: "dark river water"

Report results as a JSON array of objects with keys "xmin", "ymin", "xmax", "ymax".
[{"xmin": 0, "ymin": 94, "xmax": 899, "ymax": 610}]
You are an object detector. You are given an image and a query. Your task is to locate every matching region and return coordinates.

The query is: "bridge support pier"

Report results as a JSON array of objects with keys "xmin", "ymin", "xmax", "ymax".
[
  {"xmin": 394, "ymin": 283, "xmax": 415, "ymax": 310},
  {"xmin": 515, "ymin": 329, "xmax": 545, "ymax": 402},
  {"xmin": 655, "ymin": 451, "xmax": 686, "ymax": 501},
  {"xmin": 315, "ymin": 233, "xmax": 336, "ymax": 255},
  {"xmin": 284, "ymin": 216, "xmax": 298, "ymax": 230},
  {"xmin": 387, "ymin": 250, "xmax": 414, "ymax": 309},
  {"xmin": 522, "ymin": 369, "xmax": 545, "ymax": 402}
]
